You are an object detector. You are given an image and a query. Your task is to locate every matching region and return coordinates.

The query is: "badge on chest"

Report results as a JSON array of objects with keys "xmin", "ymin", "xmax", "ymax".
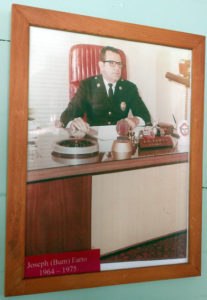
[{"xmin": 120, "ymin": 101, "xmax": 126, "ymax": 111}]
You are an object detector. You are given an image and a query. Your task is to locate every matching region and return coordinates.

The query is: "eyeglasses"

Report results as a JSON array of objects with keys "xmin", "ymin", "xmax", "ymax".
[{"xmin": 103, "ymin": 60, "xmax": 123, "ymax": 67}]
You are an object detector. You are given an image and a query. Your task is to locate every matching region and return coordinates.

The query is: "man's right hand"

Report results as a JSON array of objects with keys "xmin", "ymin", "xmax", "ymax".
[{"xmin": 70, "ymin": 117, "xmax": 90, "ymax": 138}]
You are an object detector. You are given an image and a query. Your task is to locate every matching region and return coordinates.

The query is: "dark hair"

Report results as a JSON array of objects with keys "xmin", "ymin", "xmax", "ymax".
[{"xmin": 99, "ymin": 46, "xmax": 121, "ymax": 61}]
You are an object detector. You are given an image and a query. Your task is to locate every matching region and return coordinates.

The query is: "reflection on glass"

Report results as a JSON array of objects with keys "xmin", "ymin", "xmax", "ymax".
[{"xmin": 26, "ymin": 26, "xmax": 191, "ymax": 273}]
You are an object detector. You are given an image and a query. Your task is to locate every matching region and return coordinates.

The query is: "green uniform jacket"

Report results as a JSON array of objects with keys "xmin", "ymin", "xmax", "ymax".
[{"xmin": 61, "ymin": 75, "xmax": 151, "ymax": 127}]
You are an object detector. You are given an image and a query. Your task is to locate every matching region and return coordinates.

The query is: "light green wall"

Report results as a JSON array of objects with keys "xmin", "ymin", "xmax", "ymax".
[{"xmin": 0, "ymin": 0, "xmax": 207, "ymax": 299}]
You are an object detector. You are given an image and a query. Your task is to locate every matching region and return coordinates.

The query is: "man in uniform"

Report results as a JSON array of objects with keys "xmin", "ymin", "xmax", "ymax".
[{"xmin": 60, "ymin": 46, "xmax": 151, "ymax": 135}]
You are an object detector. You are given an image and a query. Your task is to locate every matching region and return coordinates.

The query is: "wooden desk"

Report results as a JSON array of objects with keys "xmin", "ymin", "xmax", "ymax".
[
  {"xmin": 26, "ymin": 130, "xmax": 188, "ymax": 256},
  {"xmin": 27, "ymin": 131, "xmax": 188, "ymax": 182}
]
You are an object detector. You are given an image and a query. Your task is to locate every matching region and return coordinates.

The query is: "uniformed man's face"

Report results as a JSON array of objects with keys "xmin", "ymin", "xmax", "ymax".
[{"xmin": 99, "ymin": 50, "xmax": 122, "ymax": 83}]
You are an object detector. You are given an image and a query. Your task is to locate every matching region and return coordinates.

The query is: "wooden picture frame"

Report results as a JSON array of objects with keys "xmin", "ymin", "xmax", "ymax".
[{"xmin": 5, "ymin": 4, "xmax": 205, "ymax": 296}]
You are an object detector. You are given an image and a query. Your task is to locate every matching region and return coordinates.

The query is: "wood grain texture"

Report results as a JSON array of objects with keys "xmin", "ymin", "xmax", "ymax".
[
  {"xmin": 26, "ymin": 176, "xmax": 91, "ymax": 256},
  {"xmin": 188, "ymin": 38, "xmax": 205, "ymax": 270},
  {"xmin": 5, "ymin": 3, "xmax": 205, "ymax": 296},
  {"xmin": 13, "ymin": 4, "xmax": 204, "ymax": 49},
  {"xmin": 27, "ymin": 152, "xmax": 188, "ymax": 182},
  {"xmin": 5, "ymin": 4, "xmax": 30, "ymax": 296}
]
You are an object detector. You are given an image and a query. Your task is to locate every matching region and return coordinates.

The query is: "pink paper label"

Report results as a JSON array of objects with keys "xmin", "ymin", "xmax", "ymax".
[{"xmin": 25, "ymin": 249, "xmax": 100, "ymax": 278}]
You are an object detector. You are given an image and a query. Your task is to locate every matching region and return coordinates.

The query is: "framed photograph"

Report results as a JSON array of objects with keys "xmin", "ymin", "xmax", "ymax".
[{"xmin": 5, "ymin": 4, "xmax": 205, "ymax": 296}]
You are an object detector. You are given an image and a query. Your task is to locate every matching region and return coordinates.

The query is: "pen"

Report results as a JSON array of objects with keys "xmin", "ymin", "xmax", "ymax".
[{"xmin": 172, "ymin": 114, "xmax": 177, "ymax": 125}]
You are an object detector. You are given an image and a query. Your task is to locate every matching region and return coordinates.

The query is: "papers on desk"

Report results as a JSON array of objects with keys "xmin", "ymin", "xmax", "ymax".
[
  {"xmin": 90, "ymin": 126, "xmax": 117, "ymax": 140},
  {"xmin": 90, "ymin": 125, "xmax": 144, "ymax": 153}
]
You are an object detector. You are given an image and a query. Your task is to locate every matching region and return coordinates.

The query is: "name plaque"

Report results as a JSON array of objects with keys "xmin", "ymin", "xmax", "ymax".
[{"xmin": 25, "ymin": 249, "xmax": 100, "ymax": 278}]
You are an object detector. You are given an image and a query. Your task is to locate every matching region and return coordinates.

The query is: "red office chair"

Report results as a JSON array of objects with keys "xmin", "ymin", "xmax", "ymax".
[{"xmin": 69, "ymin": 44, "xmax": 127, "ymax": 100}]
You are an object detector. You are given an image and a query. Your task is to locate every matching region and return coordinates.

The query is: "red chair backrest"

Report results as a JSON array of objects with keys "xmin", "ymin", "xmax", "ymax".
[{"xmin": 69, "ymin": 44, "xmax": 127, "ymax": 100}]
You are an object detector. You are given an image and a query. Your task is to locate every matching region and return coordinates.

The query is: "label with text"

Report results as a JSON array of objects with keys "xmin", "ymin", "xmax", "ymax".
[{"xmin": 25, "ymin": 249, "xmax": 100, "ymax": 278}]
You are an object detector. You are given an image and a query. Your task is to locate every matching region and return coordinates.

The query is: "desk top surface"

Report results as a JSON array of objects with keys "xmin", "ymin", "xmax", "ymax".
[{"xmin": 27, "ymin": 127, "xmax": 189, "ymax": 183}]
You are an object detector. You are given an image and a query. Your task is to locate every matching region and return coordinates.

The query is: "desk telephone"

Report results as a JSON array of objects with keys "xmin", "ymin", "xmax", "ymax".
[{"xmin": 138, "ymin": 123, "xmax": 177, "ymax": 150}]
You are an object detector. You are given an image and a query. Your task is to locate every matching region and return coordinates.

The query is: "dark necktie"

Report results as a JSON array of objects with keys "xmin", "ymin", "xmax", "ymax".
[{"xmin": 108, "ymin": 83, "xmax": 114, "ymax": 101}]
